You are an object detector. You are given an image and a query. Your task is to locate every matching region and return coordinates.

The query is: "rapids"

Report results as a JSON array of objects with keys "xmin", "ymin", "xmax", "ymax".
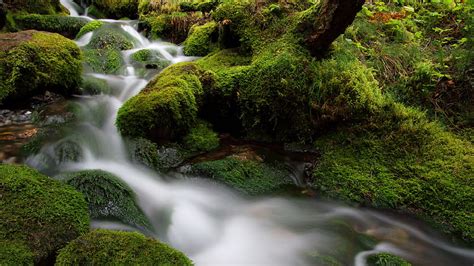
[{"xmin": 24, "ymin": 1, "xmax": 474, "ymax": 265}]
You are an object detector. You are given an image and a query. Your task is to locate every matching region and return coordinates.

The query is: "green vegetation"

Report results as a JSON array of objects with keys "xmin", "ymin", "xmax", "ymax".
[
  {"xmin": 183, "ymin": 21, "xmax": 218, "ymax": 56},
  {"xmin": 130, "ymin": 49, "xmax": 171, "ymax": 70},
  {"xmin": 2, "ymin": 0, "xmax": 63, "ymax": 15},
  {"xmin": 140, "ymin": 11, "xmax": 203, "ymax": 43},
  {"xmin": 191, "ymin": 157, "xmax": 293, "ymax": 195},
  {"xmin": 58, "ymin": 170, "xmax": 151, "ymax": 230},
  {"xmin": 367, "ymin": 253, "xmax": 412, "ymax": 266},
  {"xmin": 80, "ymin": 76, "xmax": 111, "ymax": 95},
  {"xmin": 92, "ymin": 0, "xmax": 139, "ymax": 19},
  {"xmin": 76, "ymin": 20, "xmax": 104, "ymax": 38},
  {"xmin": 56, "ymin": 229, "xmax": 193, "ymax": 265},
  {"xmin": 6, "ymin": 14, "xmax": 88, "ymax": 38},
  {"xmin": 0, "ymin": 30, "xmax": 82, "ymax": 103},
  {"xmin": 0, "ymin": 241, "xmax": 34, "ymax": 266},
  {"xmin": 0, "ymin": 164, "xmax": 89, "ymax": 262},
  {"xmin": 183, "ymin": 121, "xmax": 219, "ymax": 153},
  {"xmin": 127, "ymin": 137, "xmax": 185, "ymax": 171}
]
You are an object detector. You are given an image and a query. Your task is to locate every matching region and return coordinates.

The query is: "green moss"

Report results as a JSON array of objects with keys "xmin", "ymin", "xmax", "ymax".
[
  {"xmin": 130, "ymin": 49, "xmax": 171, "ymax": 70},
  {"xmin": 58, "ymin": 170, "xmax": 151, "ymax": 230},
  {"xmin": 7, "ymin": 14, "xmax": 88, "ymax": 38},
  {"xmin": 92, "ymin": 0, "xmax": 139, "ymax": 19},
  {"xmin": 311, "ymin": 103, "xmax": 474, "ymax": 244},
  {"xmin": 76, "ymin": 20, "xmax": 104, "ymax": 39},
  {"xmin": 183, "ymin": 21, "xmax": 218, "ymax": 56},
  {"xmin": 0, "ymin": 164, "xmax": 90, "ymax": 262},
  {"xmin": 140, "ymin": 12, "xmax": 203, "ymax": 43},
  {"xmin": 367, "ymin": 253, "xmax": 412, "ymax": 266},
  {"xmin": 117, "ymin": 62, "xmax": 213, "ymax": 140},
  {"xmin": 127, "ymin": 138, "xmax": 185, "ymax": 171},
  {"xmin": 80, "ymin": 76, "xmax": 111, "ymax": 95},
  {"xmin": 183, "ymin": 120, "xmax": 219, "ymax": 153},
  {"xmin": 87, "ymin": 25, "xmax": 134, "ymax": 50},
  {"xmin": 0, "ymin": 30, "xmax": 82, "ymax": 103},
  {"xmin": 3, "ymin": 0, "xmax": 63, "ymax": 15},
  {"xmin": 191, "ymin": 157, "xmax": 293, "ymax": 196},
  {"xmin": 83, "ymin": 48, "xmax": 124, "ymax": 74},
  {"xmin": 0, "ymin": 241, "xmax": 34, "ymax": 266},
  {"xmin": 56, "ymin": 229, "xmax": 193, "ymax": 265}
]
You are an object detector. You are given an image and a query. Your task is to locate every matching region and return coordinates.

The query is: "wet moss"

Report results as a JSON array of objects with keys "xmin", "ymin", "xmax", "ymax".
[
  {"xmin": 127, "ymin": 138, "xmax": 185, "ymax": 171},
  {"xmin": 83, "ymin": 48, "xmax": 124, "ymax": 74},
  {"xmin": 87, "ymin": 25, "xmax": 134, "ymax": 50},
  {"xmin": 183, "ymin": 21, "xmax": 218, "ymax": 56},
  {"xmin": 367, "ymin": 253, "xmax": 412, "ymax": 266},
  {"xmin": 80, "ymin": 76, "xmax": 111, "ymax": 95},
  {"xmin": 183, "ymin": 120, "xmax": 219, "ymax": 153},
  {"xmin": 0, "ymin": 241, "xmax": 34, "ymax": 266},
  {"xmin": 2, "ymin": 0, "xmax": 63, "ymax": 15},
  {"xmin": 76, "ymin": 20, "xmax": 104, "ymax": 39},
  {"xmin": 0, "ymin": 164, "xmax": 90, "ymax": 263},
  {"xmin": 56, "ymin": 229, "xmax": 193, "ymax": 265},
  {"xmin": 116, "ymin": 62, "xmax": 214, "ymax": 140},
  {"xmin": 58, "ymin": 169, "xmax": 151, "ymax": 230},
  {"xmin": 140, "ymin": 12, "xmax": 203, "ymax": 43},
  {"xmin": 7, "ymin": 14, "xmax": 88, "ymax": 38},
  {"xmin": 311, "ymin": 103, "xmax": 474, "ymax": 244},
  {"xmin": 0, "ymin": 30, "xmax": 82, "ymax": 103},
  {"xmin": 130, "ymin": 49, "xmax": 171, "ymax": 70},
  {"xmin": 191, "ymin": 157, "xmax": 293, "ymax": 196},
  {"xmin": 92, "ymin": 0, "xmax": 139, "ymax": 19}
]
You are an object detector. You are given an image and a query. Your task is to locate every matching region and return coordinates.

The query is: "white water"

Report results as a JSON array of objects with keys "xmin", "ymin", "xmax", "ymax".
[{"xmin": 27, "ymin": 1, "xmax": 474, "ymax": 265}]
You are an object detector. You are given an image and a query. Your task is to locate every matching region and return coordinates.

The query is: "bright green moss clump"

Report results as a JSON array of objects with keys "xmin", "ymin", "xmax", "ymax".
[
  {"xmin": 56, "ymin": 229, "xmax": 193, "ymax": 265},
  {"xmin": 58, "ymin": 169, "xmax": 151, "ymax": 230},
  {"xmin": 0, "ymin": 164, "xmax": 90, "ymax": 262},
  {"xmin": 0, "ymin": 241, "xmax": 34, "ymax": 266},
  {"xmin": 117, "ymin": 62, "xmax": 213, "ymax": 140},
  {"xmin": 311, "ymin": 103, "xmax": 474, "ymax": 244},
  {"xmin": 366, "ymin": 253, "xmax": 412, "ymax": 266},
  {"xmin": 93, "ymin": 0, "xmax": 139, "ymax": 19},
  {"xmin": 183, "ymin": 121, "xmax": 219, "ymax": 153},
  {"xmin": 76, "ymin": 20, "xmax": 104, "ymax": 39},
  {"xmin": 192, "ymin": 157, "xmax": 293, "ymax": 195},
  {"xmin": 0, "ymin": 30, "xmax": 82, "ymax": 103},
  {"xmin": 183, "ymin": 21, "xmax": 218, "ymax": 56}
]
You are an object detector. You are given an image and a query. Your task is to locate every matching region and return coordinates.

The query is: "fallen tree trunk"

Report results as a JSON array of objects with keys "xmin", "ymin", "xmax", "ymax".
[{"xmin": 296, "ymin": 0, "xmax": 365, "ymax": 57}]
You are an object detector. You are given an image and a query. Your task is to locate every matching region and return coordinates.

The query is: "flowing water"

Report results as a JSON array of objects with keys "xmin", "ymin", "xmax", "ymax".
[{"xmin": 23, "ymin": 1, "xmax": 474, "ymax": 265}]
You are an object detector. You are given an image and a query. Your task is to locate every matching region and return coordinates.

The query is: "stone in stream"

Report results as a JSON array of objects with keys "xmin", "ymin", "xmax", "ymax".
[{"xmin": 0, "ymin": 30, "xmax": 82, "ymax": 104}]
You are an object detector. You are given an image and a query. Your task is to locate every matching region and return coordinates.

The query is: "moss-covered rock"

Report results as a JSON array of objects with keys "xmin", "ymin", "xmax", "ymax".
[
  {"xmin": 55, "ymin": 229, "xmax": 193, "ymax": 265},
  {"xmin": 6, "ymin": 14, "xmax": 88, "ymax": 38},
  {"xmin": 87, "ymin": 25, "xmax": 134, "ymax": 50},
  {"xmin": 80, "ymin": 76, "xmax": 111, "ymax": 95},
  {"xmin": 130, "ymin": 48, "xmax": 171, "ymax": 70},
  {"xmin": 367, "ymin": 253, "xmax": 412, "ymax": 266},
  {"xmin": 83, "ymin": 48, "xmax": 124, "ymax": 74},
  {"xmin": 0, "ymin": 164, "xmax": 90, "ymax": 262},
  {"xmin": 0, "ymin": 30, "xmax": 82, "ymax": 103},
  {"xmin": 191, "ymin": 157, "xmax": 294, "ymax": 196},
  {"xmin": 183, "ymin": 21, "xmax": 218, "ymax": 56},
  {"xmin": 127, "ymin": 137, "xmax": 185, "ymax": 171},
  {"xmin": 311, "ymin": 103, "xmax": 474, "ymax": 244},
  {"xmin": 3, "ymin": 0, "xmax": 62, "ymax": 15},
  {"xmin": 0, "ymin": 241, "xmax": 34, "ymax": 266},
  {"xmin": 76, "ymin": 20, "xmax": 104, "ymax": 39},
  {"xmin": 117, "ymin": 62, "xmax": 214, "ymax": 140},
  {"xmin": 58, "ymin": 169, "xmax": 151, "ymax": 230}
]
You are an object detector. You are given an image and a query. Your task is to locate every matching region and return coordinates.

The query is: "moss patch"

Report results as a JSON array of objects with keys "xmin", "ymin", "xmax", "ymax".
[
  {"xmin": 183, "ymin": 120, "xmax": 219, "ymax": 153},
  {"xmin": 183, "ymin": 21, "xmax": 218, "ymax": 56},
  {"xmin": 56, "ymin": 229, "xmax": 193, "ymax": 265},
  {"xmin": 367, "ymin": 253, "xmax": 412, "ymax": 266},
  {"xmin": 0, "ymin": 164, "xmax": 90, "ymax": 262},
  {"xmin": 58, "ymin": 169, "xmax": 151, "ymax": 230},
  {"xmin": 0, "ymin": 30, "xmax": 82, "ymax": 103},
  {"xmin": 76, "ymin": 20, "xmax": 104, "ymax": 39},
  {"xmin": 6, "ymin": 14, "xmax": 88, "ymax": 39},
  {"xmin": 0, "ymin": 241, "xmax": 34, "ymax": 266}
]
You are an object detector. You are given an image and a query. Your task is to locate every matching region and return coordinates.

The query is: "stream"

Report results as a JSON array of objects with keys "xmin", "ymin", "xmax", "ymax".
[{"xmin": 19, "ymin": 1, "xmax": 474, "ymax": 265}]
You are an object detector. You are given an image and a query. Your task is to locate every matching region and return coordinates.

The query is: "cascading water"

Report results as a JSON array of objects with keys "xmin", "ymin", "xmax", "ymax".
[{"xmin": 26, "ymin": 1, "xmax": 474, "ymax": 265}]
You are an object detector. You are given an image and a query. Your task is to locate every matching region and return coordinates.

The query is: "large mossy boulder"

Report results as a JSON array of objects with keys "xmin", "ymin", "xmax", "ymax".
[
  {"xmin": 0, "ymin": 30, "xmax": 82, "ymax": 103},
  {"xmin": 56, "ymin": 229, "xmax": 193, "ymax": 265},
  {"xmin": 58, "ymin": 169, "xmax": 151, "ymax": 230},
  {"xmin": 74, "ymin": 0, "xmax": 139, "ymax": 19},
  {"xmin": 311, "ymin": 103, "xmax": 474, "ymax": 244},
  {"xmin": 183, "ymin": 21, "xmax": 218, "ymax": 56},
  {"xmin": 3, "ymin": 0, "xmax": 62, "ymax": 15},
  {"xmin": 0, "ymin": 241, "xmax": 34, "ymax": 266},
  {"xmin": 0, "ymin": 164, "xmax": 90, "ymax": 263}
]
